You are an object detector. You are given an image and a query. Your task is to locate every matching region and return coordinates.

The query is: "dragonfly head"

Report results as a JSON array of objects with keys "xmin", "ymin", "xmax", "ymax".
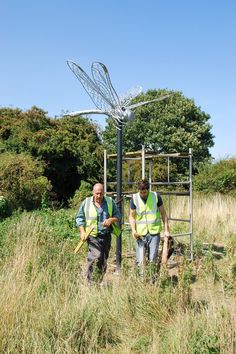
[{"xmin": 121, "ymin": 107, "xmax": 135, "ymax": 122}]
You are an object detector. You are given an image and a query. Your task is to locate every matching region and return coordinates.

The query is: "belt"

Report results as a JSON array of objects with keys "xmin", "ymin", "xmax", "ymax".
[{"xmin": 97, "ymin": 233, "xmax": 111, "ymax": 238}]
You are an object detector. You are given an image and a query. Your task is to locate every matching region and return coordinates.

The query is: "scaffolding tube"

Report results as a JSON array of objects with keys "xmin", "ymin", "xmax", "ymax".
[{"xmin": 104, "ymin": 146, "xmax": 193, "ymax": 261}]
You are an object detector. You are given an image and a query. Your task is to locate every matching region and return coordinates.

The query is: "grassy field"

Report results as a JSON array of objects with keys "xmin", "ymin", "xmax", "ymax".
[{"xmin": 0, "ymin": 194, "xmax": 235, "ymax": 353}]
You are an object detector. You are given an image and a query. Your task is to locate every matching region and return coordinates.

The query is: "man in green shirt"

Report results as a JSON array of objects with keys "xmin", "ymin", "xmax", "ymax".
[
  {"xmin": 76, "ymin": 183, "xmax": 121, "ymax": 283},
  {"xmin": 129, "ymin": 179, "xmax": 170, "ymax": 276}
]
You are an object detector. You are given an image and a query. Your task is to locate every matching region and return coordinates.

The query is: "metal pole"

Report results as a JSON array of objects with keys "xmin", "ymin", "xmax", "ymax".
[
  {"xmin": 127, "ymin": 160, "xmax": 131, "ymax": 184},
  {"xmin": 141, "ymin": 145, "xmax": 145, "ymax": 179},
  {"xmin": 104, "ymin": 149, "xmax": 107, "ymax": 194},
  {"xmin": 168, "ymin": 156, "xmax": 171, "ymax": 219},
  {"xmin": 189, "ymin": 148, "xmax": 193, "ymax": 260},
  {"xmin": 149, "ymin": 161, "xmax": 152, "ymax": 191},
  {"xmin": 116, "ymin": 125, "xmax": 122, "ymax": 270}
]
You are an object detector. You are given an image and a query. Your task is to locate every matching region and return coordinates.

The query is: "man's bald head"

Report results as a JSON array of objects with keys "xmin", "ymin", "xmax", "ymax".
[
  {"xmin": 93, "ymin": 183, "xmax": 104, "ymax": 193},
  {"xmin": 93, "ymin": 183, "xmax": 104, "ymax": 204}
]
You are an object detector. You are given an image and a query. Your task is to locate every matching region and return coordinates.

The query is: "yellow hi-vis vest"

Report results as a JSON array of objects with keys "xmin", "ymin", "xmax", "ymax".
[
  {"xmin": 84, "ymin": 196, "xmax": 121, "ymax": 237},
  {"xmin": 133, "ymin": 191, "xmax": 162, "ymax": 236}
]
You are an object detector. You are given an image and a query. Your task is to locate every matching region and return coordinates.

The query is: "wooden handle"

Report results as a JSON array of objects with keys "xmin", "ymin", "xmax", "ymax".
[
  {"xmin": 74, "ymin": 225, "xmax": 94, "ymax": 254},
  {"xmin": 161, "ymin": 236, "xmax": 169, "ymax": 265}
]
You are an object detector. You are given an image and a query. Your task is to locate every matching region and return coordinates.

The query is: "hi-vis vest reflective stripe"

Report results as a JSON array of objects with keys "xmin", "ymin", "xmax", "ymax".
[
  {"xmin": 84, "ymin": 196, "xmax": 113, "ymax": 237},
  {"xmin": 133, "ymin": 191, "xmax": 162, "ymax": 236}
]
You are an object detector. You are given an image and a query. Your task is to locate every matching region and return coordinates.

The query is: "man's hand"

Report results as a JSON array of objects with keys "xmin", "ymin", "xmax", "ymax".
[
  {"xmin": 80, "ymin": 229, "xmax": 86, "ymax": 241},
  {"xmin": 103, "ymin": 218, "xmax": 112, "ymax": 227},
  {"xmin": 132, "ymin": 231, "xmax": 141, "ymax": 240},
  {"xmin": 164, "ymin": 230, "xmax": 170, "ymax": 238}
]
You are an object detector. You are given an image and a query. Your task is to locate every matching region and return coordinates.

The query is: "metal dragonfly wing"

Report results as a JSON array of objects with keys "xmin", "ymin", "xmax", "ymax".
[{"xmin": 66, "ymin": 60, "xmax": 172, "ymax": 129}]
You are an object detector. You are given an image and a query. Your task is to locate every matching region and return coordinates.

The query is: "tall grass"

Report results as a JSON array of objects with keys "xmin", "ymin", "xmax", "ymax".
[
  {"xmin": 194, "ymin": 194, "xmax": 236, "ymax": 244},
  {"xmin": 0, "ymin": 195, "xmax": 235, "ymax": 353}
]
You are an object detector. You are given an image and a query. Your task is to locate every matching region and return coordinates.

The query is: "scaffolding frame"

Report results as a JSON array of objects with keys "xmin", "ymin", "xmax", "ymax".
[{"xmin": 104, "ymin": 145, "xmax": 193, "ymax": 260}]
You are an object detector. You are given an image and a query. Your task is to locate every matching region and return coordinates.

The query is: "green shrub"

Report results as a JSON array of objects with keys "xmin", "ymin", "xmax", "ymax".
[
  {"xmin": 0, "ymin": 196, "xmax": 12, "ymax": 220},
  {"xmin": 0, "ymin": 152, "xmax": 52, "ymax": 210},
  {"xmin": 194, "ymin": 158, "xmax": 236, "ymax": 195},
  {"xmin": 0, "ymin": 107, "xmax": 103, "ymax": 205},
  {"xmin": 69, "ymin": 180, "xmax": 92, "ymax": 208}
]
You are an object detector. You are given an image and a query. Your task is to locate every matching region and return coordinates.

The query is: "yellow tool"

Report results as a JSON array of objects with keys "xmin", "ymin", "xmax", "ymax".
[{"xmin": 74, "ymin": 225, "xmax": 94, "ymax": 254}]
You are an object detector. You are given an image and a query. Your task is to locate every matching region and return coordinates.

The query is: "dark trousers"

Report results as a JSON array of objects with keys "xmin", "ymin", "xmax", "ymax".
[{"xmin": 87, "ymin": 234, "xmax": 111, "ymax": 282}]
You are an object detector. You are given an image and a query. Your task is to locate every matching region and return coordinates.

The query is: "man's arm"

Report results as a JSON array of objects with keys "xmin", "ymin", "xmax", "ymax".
[
  {"xmin": 75, "ymin": 200, "xmax": 87, "ymax": 241},
  {"xmin": 159, "ymin": 204, "xmax": 171, "ymax": 265},
  {"xmin": 103, "ymin": 216, "xmax": 118, "ymax": 227},
  {"xmin": 129, "ymin": 208, "xmax": 141, "ymax": 240},
  {"xmin": 159, "ymin": 204, "xmax": 170, "ymax": 238},
  {"xmin": 103, "ymin": 199, "xmax": 121, "ymax": 227}
]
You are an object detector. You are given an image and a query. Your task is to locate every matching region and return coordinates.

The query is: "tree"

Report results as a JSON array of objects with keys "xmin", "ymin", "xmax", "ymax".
[
  {"xmin": 0, "ymin": 106, "xmax": 52, "ymax": 153},
  {"xmin": 28, "ymin": 115, "xmax": 104, "ymax": 203},
  {"xmin": 0, "ymin": 152, "xmax": 52, "ymax": 210},
  {"xmin": 103, "ymin": 89, "xmax": 214, "ymax": 171},
  {"xmin": 194, "ymin": 158, "xmax": 236, "ymax": 195},
  {"xmin": 0, "ymin": 107, "xmax": 103, "ymax": 205}
]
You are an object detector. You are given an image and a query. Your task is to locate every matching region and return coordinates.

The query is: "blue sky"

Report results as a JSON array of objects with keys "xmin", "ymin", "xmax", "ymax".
[{"xmin": 1, "ymin": 0, "xmax": 235, "ymax": 159}]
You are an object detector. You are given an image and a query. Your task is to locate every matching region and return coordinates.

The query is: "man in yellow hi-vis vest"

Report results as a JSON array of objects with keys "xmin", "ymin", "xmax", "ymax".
[
  {"xmin": 76, "ymin": 183, "xmax": 121, "ymax": 283},
  {"xmin": 129, "ymin": 179, "xmax": 170, "ymax": 277}
]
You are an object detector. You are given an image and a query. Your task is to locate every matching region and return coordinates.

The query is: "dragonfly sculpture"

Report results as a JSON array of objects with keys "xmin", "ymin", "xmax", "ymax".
[{"xmin": 66, "ymin": 60, "xmax": 171, "ymax": 129}]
